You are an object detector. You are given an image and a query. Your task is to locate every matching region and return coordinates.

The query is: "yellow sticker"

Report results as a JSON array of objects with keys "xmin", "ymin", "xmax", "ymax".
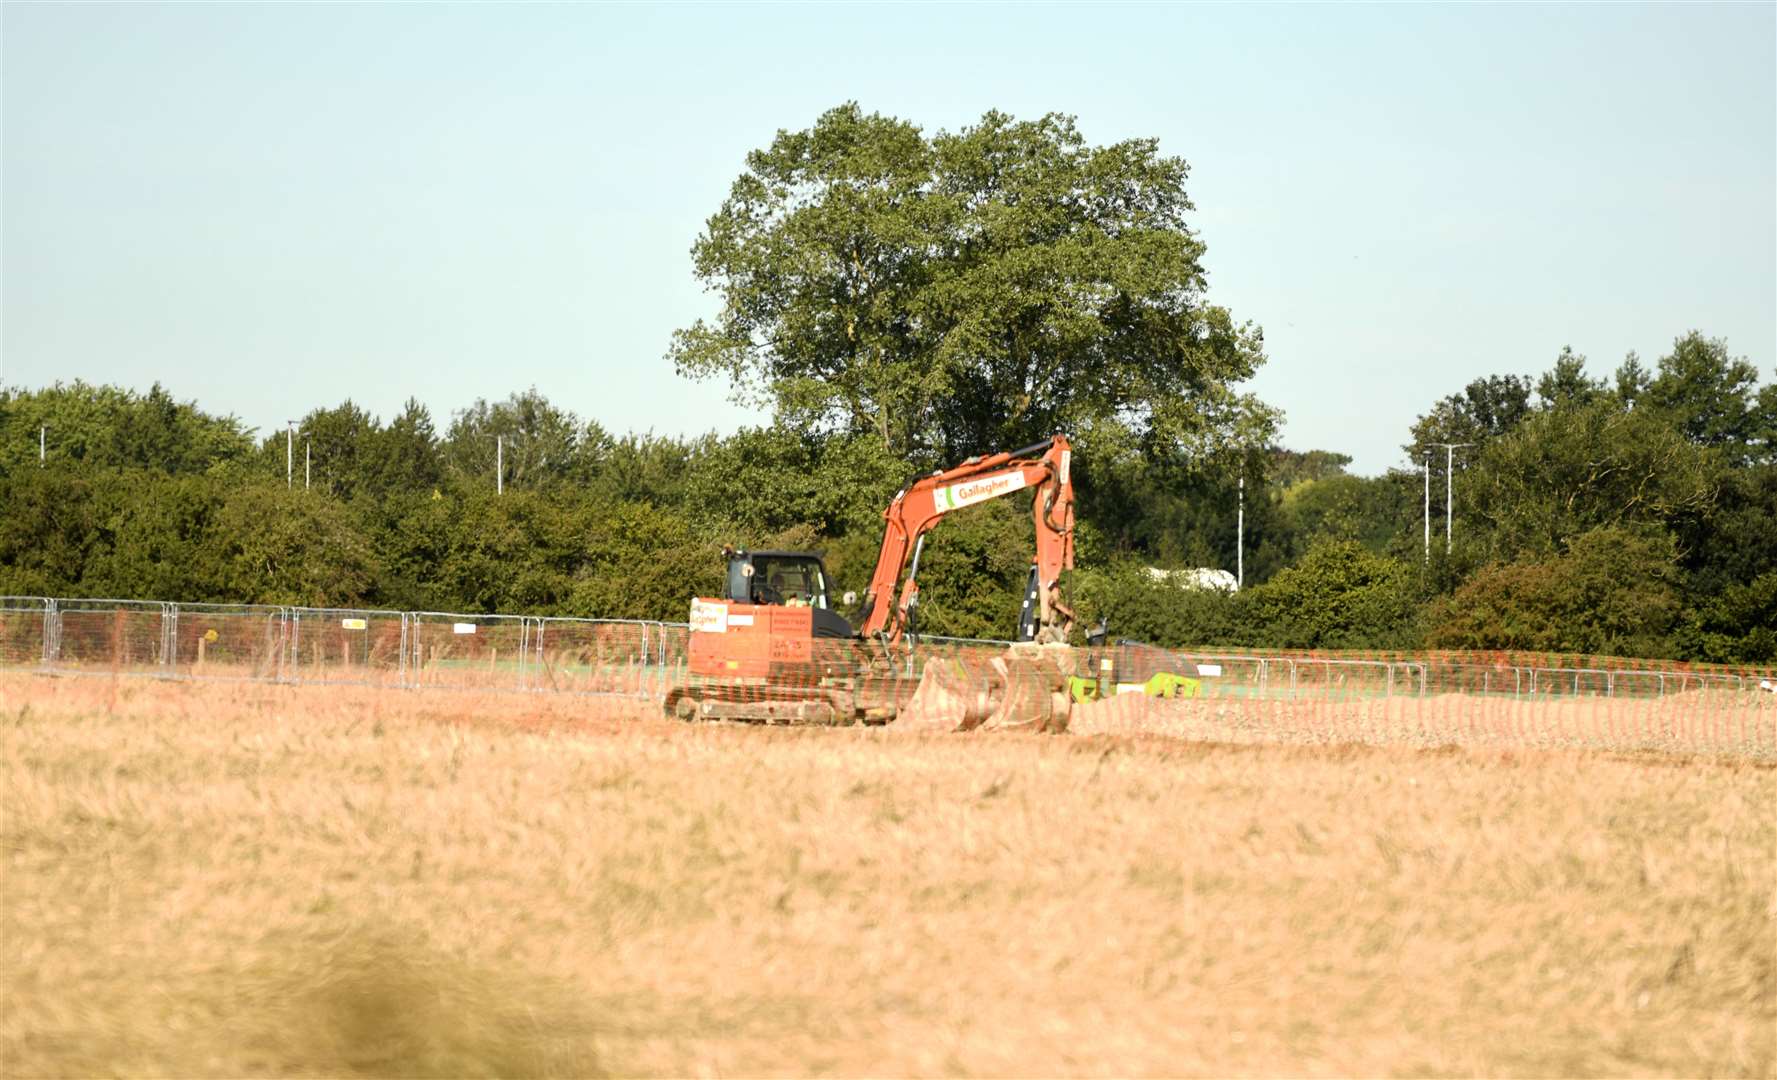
[{"xmin": 341, "ymin": 618, "xmax": 367, "ymax": 630}]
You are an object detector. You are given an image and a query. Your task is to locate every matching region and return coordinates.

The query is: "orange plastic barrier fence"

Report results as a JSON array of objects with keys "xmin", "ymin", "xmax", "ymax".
[{"xmin": 1, "ymin": 597, "xmax": 1769, "ymax": 758}]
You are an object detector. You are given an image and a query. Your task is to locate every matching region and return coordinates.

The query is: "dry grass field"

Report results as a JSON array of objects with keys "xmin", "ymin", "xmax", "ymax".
[{"xmin": 3, "ymin": 672, "xmax": 1773, "ymax": 1078}]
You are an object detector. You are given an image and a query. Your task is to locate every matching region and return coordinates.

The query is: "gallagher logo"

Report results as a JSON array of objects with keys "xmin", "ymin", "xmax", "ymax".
[{"xmin": 937, "ymin": 470, "xmax": 1028, "ymax": 510}]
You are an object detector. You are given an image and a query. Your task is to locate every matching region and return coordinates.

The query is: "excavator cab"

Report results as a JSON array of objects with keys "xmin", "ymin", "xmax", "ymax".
[{"xmin": 720, "ymin": 550, "xmax": 853, "ymax": 639}]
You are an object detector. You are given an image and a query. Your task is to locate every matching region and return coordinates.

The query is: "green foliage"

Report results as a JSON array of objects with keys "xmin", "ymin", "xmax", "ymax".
[
  {"xmin": 1426, "ymin": 526, "xmax": 1684, "ymax": 658},
  {"xmin": 1238, "ymin": 540, "xmax": 1422, "ymax": 650},
  {"xmin": 670, "ymin": 103, "xmax": 1275, "ymax": 464},
  {"xmin": 1, "ymin": 381, "xmax": 254, "ymax": 476},
  {"xmin": 1642, "ymin": 331, "xmax": 1771, "ymax": 463},
  {"xmin": 900, "ymin": 498, "xmax": 1032, "ymax": 640},
  {"xmin": 442, "ymin": 389, "xmax": 597, "ymax": 490},
  {"xmin": 1534, "ymin": 346, "xmax": 1607, "ymax": 410},
  {"xmin": 1405, "ymin": 373, "xmax": 1534, "ymax": 457},
  {"xmin": 1279, "ymin": 474, "xmax": 1408, "ymax": 557},
  {"xmin": 1467, "ymin": 398, "xmax": 1720, "ymax": 560},
  {"xmin": 1676, "ymin": 571, "xmax": 1777, "ymax": 664},
  {"xmin": 1068, "ymin": 562, "xmax": 1238, "ymax": 649},
  {"xmin": 679, "ymin": 426, "xmax": 904, "ymax": 538},
  {"xmin": 1673, "ymin": 464, "xmax": 1777, "ymax": 595},
  {"xmin": 0, "ymin": 467, "xmax": 112, "ymax": 596},
  {"xmin": 211, "ymin": 484, "xmax": 379, "ymax": 607},
  {"xmin": 5, "ymin": 320, "xmax": 1775, "ymax": 665},
  {"xmin": 567, "ymin": 503, "xmax": 722, "ymax": 622}
]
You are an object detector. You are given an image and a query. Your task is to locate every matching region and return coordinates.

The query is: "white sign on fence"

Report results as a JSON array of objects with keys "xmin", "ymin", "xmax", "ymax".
[{"xmin": 453, "ymin": 623, "xmax": 477, "ymax": 635}]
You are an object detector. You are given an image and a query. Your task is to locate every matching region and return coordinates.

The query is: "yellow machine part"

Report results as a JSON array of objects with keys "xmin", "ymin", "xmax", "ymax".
[{"xmin": 1069, "ymin": 671, "xmax": 1201, "ymax": 703}]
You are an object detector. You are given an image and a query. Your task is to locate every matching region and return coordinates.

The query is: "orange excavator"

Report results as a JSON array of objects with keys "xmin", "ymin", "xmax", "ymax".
[{"xmin": 664, "ymin": 436, "xmax": 1078, "ymax": 728}]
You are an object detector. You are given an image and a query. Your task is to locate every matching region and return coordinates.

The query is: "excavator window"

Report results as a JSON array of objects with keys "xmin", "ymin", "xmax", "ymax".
[{"xmin": 740, "ymin": 554, "xmax": 831, "ymax": 610}]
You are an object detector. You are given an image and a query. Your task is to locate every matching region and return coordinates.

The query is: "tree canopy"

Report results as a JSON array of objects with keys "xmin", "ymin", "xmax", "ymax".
[{"xmin": 670, "ymin": 103, "xmax": 1275, "ymax": 465}]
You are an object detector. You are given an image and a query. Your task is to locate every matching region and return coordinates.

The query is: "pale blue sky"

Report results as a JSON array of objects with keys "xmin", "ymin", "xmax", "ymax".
[{"xmin": 4, "ymin": 2, "xmax": 1772, "ymax": 475}]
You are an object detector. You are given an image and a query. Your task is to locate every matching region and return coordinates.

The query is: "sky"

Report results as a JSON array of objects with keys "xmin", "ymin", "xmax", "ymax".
[{"xmin": 3, "ymin": 3, "xmax": 1772, "ymax": 476}]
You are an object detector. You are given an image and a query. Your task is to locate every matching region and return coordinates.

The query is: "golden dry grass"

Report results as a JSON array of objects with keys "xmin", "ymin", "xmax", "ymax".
[{"xmin": 3, "ymin": 673, "xmax": 1773, "ymax": 1078}]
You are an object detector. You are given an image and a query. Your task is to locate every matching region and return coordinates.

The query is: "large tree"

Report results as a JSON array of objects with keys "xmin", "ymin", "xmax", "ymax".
[
  {"xmin": 1466, "ymin": 398, "xmax": 1720, "ymax": 559},
  {"xmin": 1642, "ymin": 331, "xmax": 1772, "ymax": 464},
  {"xmin": 670, "ymin": 103, "xmax": 1274, "ymax": 464},
  {"xmin": 1403, "ymin": 373, "xmax": 1535, "ymax": 461}
]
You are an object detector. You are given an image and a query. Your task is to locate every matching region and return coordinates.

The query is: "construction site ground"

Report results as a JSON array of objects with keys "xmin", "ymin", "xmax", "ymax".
[{"xmin": 3, "ymin": 673, "xmax": 1772, "ymax": 1078}]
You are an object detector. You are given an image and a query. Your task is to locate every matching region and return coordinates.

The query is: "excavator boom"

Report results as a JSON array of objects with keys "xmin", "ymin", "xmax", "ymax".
[{"xmin": 858, "ymin": 436, "xmax": 1075, "ymax": 642}]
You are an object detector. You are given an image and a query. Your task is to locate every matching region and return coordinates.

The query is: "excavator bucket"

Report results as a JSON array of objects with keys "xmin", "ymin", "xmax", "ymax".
[
  {"xmin": 978, "ymin": 645, "xmax": 1072, "ymax": 733},
  {"xmin": 898, "ymin": 654, "xmax": 996, "ymax": 731},
  {"xmin": 896, "ymin": 644, "xmax": 1073, "ymax": 733}
]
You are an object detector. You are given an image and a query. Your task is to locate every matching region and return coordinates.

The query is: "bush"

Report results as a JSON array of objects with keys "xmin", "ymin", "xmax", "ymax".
[
  {"xmin": 1068, "ymin": 563, "xmax": 1239, "ymax": 648},
  {"xmin": 1238, "ymin": 539, "xmax": 1421, "ymax": 650},
  {"xmin": 1426, "ymin": 526, "xmax": 1683, "ymax": 658}
]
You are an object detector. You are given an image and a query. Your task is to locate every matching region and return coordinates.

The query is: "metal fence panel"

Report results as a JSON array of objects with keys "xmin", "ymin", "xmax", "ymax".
[
  {"xmin": 0, "ymin": 597, "xmax": 49, "ymax": 669},
  {"xmin": 529, "ymin": 618, "xmax": 682, "ymax": 698},
  {"xmin": 1279, "ymin": 657, "xmax": 1381, "ymax": 701},
  {"xmin": 287, "ymin": 608, "xmax": 406, "ymax": 687},
  {"xmin": 406, "ymin": 612, "xmax": 533, "ymax": 691},
  {"xmin": 1171, "ymin": 652, "xmax": 1271, "ymax": 699},
  {"xmin": 167, "ymin": 603, "xmax": 288, "ymax": 682},
  {"xmin": 48, "ymin": 598, "xmax": 171, "ymax": 675}
]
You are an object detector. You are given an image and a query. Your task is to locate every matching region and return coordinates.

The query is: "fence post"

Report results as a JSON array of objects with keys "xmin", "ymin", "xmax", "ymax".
[
  {"xmin": 41, "ymin": 598, "xmax": 56, "ymax": 669},
  {"xmin": 161, "ymin": 603, "xmax": 176, "ymax": 671}
]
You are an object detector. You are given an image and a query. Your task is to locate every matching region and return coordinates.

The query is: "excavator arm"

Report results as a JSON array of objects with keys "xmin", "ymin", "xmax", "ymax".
[{"xmin": 857, "ymin": 435, "xmax": 1075, "ymax": 642}]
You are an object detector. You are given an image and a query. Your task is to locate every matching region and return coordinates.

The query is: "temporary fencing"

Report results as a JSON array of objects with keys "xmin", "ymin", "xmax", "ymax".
[
  {"xmin": 0, "ymin": 598, "xmax": 686, "ymax": 700},
  {"xmin": 1, "ymin": 596, "xmax": 1770, "ymax": 757}
]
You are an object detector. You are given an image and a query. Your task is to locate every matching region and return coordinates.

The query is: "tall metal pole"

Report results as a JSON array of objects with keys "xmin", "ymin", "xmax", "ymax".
[
  {"xmin": 39, "ymin": 425, "xmax": 45, "ymax": 466},
  {"xmin": 305, "ymin": 440, "xmax": 311, "ymax": 491},
  {"xmin": 1236, "ymin": 471, "xmax": 1245, "ymax": 590},
  {"xmin": 1423, "ymin": 453, "xmax": 1430, "ymax": 563},
  {"xmin": 496, "ymin": 434, "xmax": 504, "ymax": 496},
  {"xmin": 1446, "ymin": 446, "xmax": 1454, "ymax": 556},
  {"xmin": 285, "ymin": 423, "xmax": 294, "ymax": 488},
  {"xmin": 1431, "ymin": 443, "xmax": 1474, "ymax": 556}
]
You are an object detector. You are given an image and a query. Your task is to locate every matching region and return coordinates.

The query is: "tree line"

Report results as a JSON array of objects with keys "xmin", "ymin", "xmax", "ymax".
[
  {"xmin": 2, "ymin": 104, "xmax": 1772, "ymax": 662},
  {"xmin": 2, "ymin": 324, "xmax": 1771, "ymax": 662}
]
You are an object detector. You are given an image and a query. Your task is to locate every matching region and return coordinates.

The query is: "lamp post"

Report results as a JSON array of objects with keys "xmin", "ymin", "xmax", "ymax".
[
  {"xmin": 1423, "ymin": 452, "xmax": 1430, "ymax": 563},
  {"xmin": 285, "ymin": 421, "xmax": 297, "ymax": 488},
  {"xmin": 1236, "ymin": 470, "xmax": 1244, "ymax": 590},
  {"xmin": 1431, "ymin": 443, "xmax": 1474, "ymax": 556}
]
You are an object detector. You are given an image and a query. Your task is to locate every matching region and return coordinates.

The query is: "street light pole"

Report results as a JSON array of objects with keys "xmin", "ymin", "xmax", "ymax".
[
  {"xmin": 496, "ymin": 434, "xmax": 504, "ymax": 496},
  {"xmin": 39, "ymin": 425, "xmax": 46, "ymax": 467},
  {"xmin": 1431, "ymin": 443, "xmax": 1474, "ymax": 556},
  {"xmin": 285, "ymin": 422, "xmax": 296, "ymax": 488},
  {"xmin": 305, "ymin": 439, "xmax": 311, "ymax": 491},
  {"xmin": 1236, "ymin": 470, "xmax": 1245, "ymax": 590},
  {"xmin": 1423, "ymin": 452, "xmax": 1430, "ymax": 563}
]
